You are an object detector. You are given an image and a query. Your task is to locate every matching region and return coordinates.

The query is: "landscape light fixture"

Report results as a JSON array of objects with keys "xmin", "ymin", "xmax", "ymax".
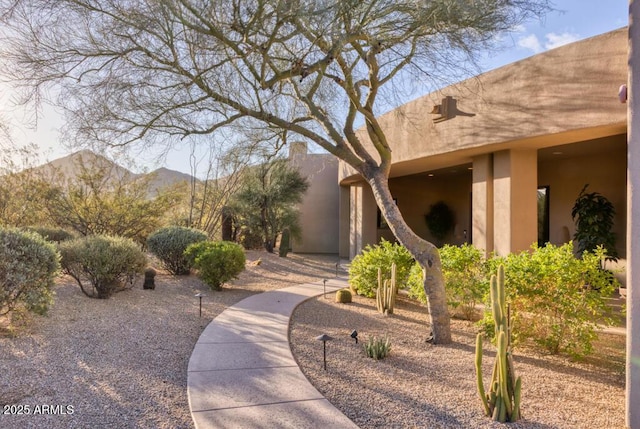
[
  {"xmin": 335, "ymin": 261, "xmax": 339, "ymax": 277},
  {"xmin": 316, "ymin": 333, "xmax": 333, "ymax": 370},
  {"xmin": 323, "ymin": 279, "xmax": 327, "ymax": 299},
  {"xmin": 350, "ymin": 330, "xmax": 358, "ymax": 344},
  {"xmin": 194, "ymin": 293, "xmax": 203, "ymax": 317}
]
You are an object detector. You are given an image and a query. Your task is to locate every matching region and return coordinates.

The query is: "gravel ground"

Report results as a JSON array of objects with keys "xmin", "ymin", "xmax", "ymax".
[
  {"xmin": 289, "ymin": 293, "xmax": 626, "ymax": 429},
  {"xmin": 1, "ymin": 251, "xmax": 626, "ymax": 429},
  {"xmin": 0, "ymin": 251, "xmax": 339, "ymax": 429}
]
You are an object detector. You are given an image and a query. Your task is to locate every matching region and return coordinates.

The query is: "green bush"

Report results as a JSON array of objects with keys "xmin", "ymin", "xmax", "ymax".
[
  {"xmin": 23, "ymin": 226, "xmax": 75, "ymax": 243},
  {"xmin": 408, "ymin": 244, "xmax": 488, "ymax": 320},
  {"xmin": 59, "ymin": 235, "xmax": 146, "ymax": 299},
  {"xmin": 184, "ymin": 241, "xmax": 246, "ymax": 290},
  {"xmin": 147, "ymin": 226, "xmax": 207, "ymax": 275},
  {"xmin": 363, "ymin": 336, "xmax": 392, "ymax": 360},
  {"xmin": 349, "ymin": 239, "xmax": 419, "ymax": 298},
  {"xmin": 0, "ymin": 228, "xmax": 61, "ymax": 317},
  {"xmin": 480, "ymin": 242, "xmax": 616, "ymax": 358}
]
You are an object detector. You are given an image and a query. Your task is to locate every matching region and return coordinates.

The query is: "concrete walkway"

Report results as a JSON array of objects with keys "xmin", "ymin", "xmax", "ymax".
[{"xmin": 187, "ymin": 278, "xmax": 359, "ymax": 429}]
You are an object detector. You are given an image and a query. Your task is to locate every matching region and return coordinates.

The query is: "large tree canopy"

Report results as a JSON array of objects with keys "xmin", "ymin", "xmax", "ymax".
[{"xmin": 0, "ymin": 0, "xmax": 550, "ymax": 343}]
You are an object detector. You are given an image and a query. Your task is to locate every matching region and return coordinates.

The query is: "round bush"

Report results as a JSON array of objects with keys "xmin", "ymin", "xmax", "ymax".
[
  {"xmin": 0, "ymin": 228, "xmax": 61, "ymax": 316},
  {"xmin": 147, "ymin": 226, "xmax": 208, "ymax": 275},
  {"xmin": 184, "ymin": 241, "xmax": 245, "ymax": 290},
  {"xmin": 23, "ymin": 226, "xmax": 75, "ymax": 243},
  {"xmin": 348, "ymin": 239, "xmax": 419, "ymax": 297},
  {"xmin": 59, "ymin": 235, "xmax": 146, "ymax": 299}
]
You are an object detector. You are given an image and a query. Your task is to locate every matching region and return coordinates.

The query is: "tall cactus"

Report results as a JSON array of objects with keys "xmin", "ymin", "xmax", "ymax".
[
  {"xmin": 475, "ymin": 265, "xmax": 521, "ymax": 423},
  {"xmin": 278, "ymin": 228, "xmax": 291, "ymax": 257},
  {"xmin": 376, "ymin": 263, "xmax": 397, "ymax": 315}
]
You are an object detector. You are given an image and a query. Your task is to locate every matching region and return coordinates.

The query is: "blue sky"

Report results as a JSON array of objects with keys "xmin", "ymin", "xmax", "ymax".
[{"xmin": 0, "ymin": 0, "xmax": 630, "ymax": 176}]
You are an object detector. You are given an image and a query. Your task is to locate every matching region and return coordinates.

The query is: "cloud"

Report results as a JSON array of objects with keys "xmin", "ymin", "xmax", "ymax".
[
  {"xmin": 518, "ymin": 34, "xmax": 542, "ymax": 53},
  {"xmin": 517, "ymin": 31, "xmax": 581, "ymax": 54},
  {"xmin": 544, "ymin": 32, "xmax": 580, "ymax": 50}
]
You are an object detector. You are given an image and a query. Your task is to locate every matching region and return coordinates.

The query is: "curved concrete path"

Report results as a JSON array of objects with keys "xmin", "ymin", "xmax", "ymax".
[{"xmin": 187, "ymin": 278, "xmax": 359, "ymax": 429}]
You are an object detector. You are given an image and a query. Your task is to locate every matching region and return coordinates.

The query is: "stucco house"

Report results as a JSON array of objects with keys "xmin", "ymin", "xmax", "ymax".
[{"xmin": 335, "ymin": 27, "xmax": 627, "ymax": 278}]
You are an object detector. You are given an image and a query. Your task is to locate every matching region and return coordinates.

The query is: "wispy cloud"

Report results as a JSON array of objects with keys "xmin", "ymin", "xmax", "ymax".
[
  {"xmin": 545, "ymin": 32, "xmax": 580, "ymax": 49},
  {"xmin": 518, "ymin": 31, "xmax": 581, "ymax": 53},
  {"xmin": 518, "ymin": 34, "xmax": 542, "ymax": 53}
]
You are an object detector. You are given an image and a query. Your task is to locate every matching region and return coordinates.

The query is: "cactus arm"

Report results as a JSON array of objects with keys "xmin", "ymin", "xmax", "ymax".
[
  {"xmin": 475, "ymin": 334, "xmax": 491, "ymax": 416},
  {"xmin": 497, "ymin": 330, "xmax": 513, "ymax": 417}
]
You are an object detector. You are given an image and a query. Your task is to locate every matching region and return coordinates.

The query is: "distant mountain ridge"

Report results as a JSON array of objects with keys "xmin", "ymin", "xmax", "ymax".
[{"xmin": 27, "ymin": 150, "xmax": 196, "ymax": 191}]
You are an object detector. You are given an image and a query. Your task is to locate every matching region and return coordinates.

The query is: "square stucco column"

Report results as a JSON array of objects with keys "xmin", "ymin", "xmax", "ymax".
[
  {"xmin": 493, "ymin": 149, "xmax": 538, "ymax": 256},
  {"xmin": 472, "ymin": 154, "xmax": 494, "ymax": 256},
  {"xmin": 339, "ymin": 185, "xmax": 351, "ymax": 258},
  {"xmin": 349, "ymin": 183, "xmax": 378, "ymax": 259}
]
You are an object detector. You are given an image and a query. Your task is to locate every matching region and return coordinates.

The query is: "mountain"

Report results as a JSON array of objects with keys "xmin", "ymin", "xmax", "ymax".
[{"xmin": 25, "ymin": 150, "xmax": 196, "ymax": 192}]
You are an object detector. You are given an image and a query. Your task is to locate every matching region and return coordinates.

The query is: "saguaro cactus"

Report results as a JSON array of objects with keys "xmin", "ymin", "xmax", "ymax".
[
  {"xmin": 278, "ymin": 228, "xmax": 291, "ymax": 257},
  {"xmin": 475, "ymin": 265, "xmax": 521, "ymax": 423},
  {"xmin": 376, "ymin": 263, "xmax": 397, "ymax": 315}
]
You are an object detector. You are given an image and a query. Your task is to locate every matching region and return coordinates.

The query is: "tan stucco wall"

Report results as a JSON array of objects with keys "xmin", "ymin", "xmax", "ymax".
[
  {"xmin": 289, "ymin": 151, "xmax": 339, "ymax": 253},
  {"xmin": 339, "ymin": 28, "xmax": 627, "ymax": 183},
  {"xmin": 538, "ymin": 135, "xmax": 627, "ymax": 258}
]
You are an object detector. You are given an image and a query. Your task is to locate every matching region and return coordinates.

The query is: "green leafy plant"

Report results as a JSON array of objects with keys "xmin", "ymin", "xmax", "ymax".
[
  {"xmin": 408, "ymin": 244, "xmax": 488, "ymax": 320},
  {"xmin": 349, "ymin": 239, "xmax": 419, "ymax": 297},
  {"xmin": 0, "ymin": 228, "xmax": 61, "ymax": 317},
  {"xmin": 572, "ymin": 184, "xmax": 617, "ymax": 261},
  {"xmin": 425, "ymin": 201, "xmax": 455, "ymax": 247},
  {"xmin": 184, "ymin": 241, "xmax": 246, "ymax": 290},
  {"xmin": 475, "ymin": 265, "xmax": 521, "ymax": 423},
  {"xmin": 147, "ymin": 226, "xmax": 208, "ymax": 275},
  {"xmin": 59, "ymin": 235, "xmax": 146, "ymax": 299},
  {"xmin": 335, "ymin": 289, "xmax": 352, "ymax": 303},
  {"xmin": 364, "ymin": 336, "xmax": 391, "ymax": 360},
  {"xmin": 481, "ymin": 242, "xmax": 616, "ymax": 358}
]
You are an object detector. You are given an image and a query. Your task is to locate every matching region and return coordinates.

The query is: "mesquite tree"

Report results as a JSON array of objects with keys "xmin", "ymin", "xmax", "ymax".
[{"xmin": 0, "ymin": 0, "xmax": 549, "ymax": 343}]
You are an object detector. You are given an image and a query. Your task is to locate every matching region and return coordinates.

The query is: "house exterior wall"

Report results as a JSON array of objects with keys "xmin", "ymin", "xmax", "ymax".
[
  {"xmin": 289, "ymin": 144, "xmax": 339, "ymax": 254},
  {"xmin": 338, "ymin": 28, "xmax": 628, "ymax": 258}
]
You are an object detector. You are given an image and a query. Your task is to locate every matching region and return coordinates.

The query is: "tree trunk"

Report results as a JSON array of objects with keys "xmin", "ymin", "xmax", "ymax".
[{"xmin": 365, "ymin": 169, "xmax": 452, "ymax": 344}]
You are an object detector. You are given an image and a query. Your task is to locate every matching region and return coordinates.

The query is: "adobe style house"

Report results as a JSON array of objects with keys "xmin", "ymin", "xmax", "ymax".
[{"xmin": 337, "ymin": 27, "xmax": 628, "ymax": 276}]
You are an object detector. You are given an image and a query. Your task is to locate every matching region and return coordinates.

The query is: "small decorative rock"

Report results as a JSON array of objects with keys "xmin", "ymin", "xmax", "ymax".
[{"xmin": 143, "ymin": 268, "xmax": 156, "ymax": 290}]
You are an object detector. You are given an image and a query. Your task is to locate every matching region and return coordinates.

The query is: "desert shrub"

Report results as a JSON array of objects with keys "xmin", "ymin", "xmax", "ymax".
[
  {"xmin": 407, "ymin": 244, "xmax": 488, "ymax": 320},
  {"xmin": 147, "ymin": 226, "xmax": 207, "ymax": 275},
  {"xmin": 363, "ymin": 336, "xmax": 391, "ymax": 360},
  {"xmin": 59, "ymin": 235, "xmax": 146, "ymax": 299},
  {"xmin": 0, "ymin": 228, "xmax": 60, "ymax": 317},
  {"xmin": 23, "ymin": 226, "xmax": 75, "ymax": 243},
  {"xmin": 335, "ymin": 289, "xmax": 352, "ymax": 303},
  {"xmin": 481, "ymin": 242, "xmax": 616, "ymax": 358},
  {"xmin": 184, "ymin": 241, "xmax": 245, "ymax": 290},
  {"xmin": 349, "ymin": 239, "xmax": 419, "ymax": 297}
]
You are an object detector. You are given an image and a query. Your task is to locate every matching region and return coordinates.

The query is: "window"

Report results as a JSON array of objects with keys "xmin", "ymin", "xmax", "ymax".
[{"xmin": 538, "ymin": 186, "xmax": 550, "ymax": 246}]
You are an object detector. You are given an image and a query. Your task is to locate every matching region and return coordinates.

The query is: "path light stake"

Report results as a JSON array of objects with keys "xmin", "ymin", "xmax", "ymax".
[
  {"xmin": 350, "ymin": 330, "xmax": 358, "ymax": 344},
  {"xmin": 316, "ymin": 334, "xmax": 333, "ymax": 370},
  {"xmin": 323, "ymin": 279, "xmax": 327, "ymax": 299},
  {"xmin": 194, "ymin": 293, "xmax": 203, "ymax": 317},
  {"xmin": 335, "ymin": 261, "xmax": 339, "ymax": 277}
]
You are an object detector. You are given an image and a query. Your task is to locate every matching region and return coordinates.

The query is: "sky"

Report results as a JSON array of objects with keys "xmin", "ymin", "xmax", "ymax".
[{"xmin": 0, "ymin": 0, "xmax": 630, "ymax": 176}]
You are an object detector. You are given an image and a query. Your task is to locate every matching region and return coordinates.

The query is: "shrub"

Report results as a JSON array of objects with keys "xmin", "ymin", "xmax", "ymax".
[
  {"xmin": 0, "ymin": 228, "xmax": 60, "ymax": 317},
  {"xmin": 349, "ymin": 239, "xmax": 419, "ymax": 297},
  {"xmin": 482, "ymin": 242, "xmax": 616, "ymax": 358},
  {"xmin": 363, "ymin": 336, "xmax": 391, "ymax": 360},
  {"xmin": 59, "ymin": 235, "xmax": 146, "ymax": 299},
  {"xmin": 408, "ymin": 244, "xmax": 488, "ymax": 320},
  {"xmin": 335, "ymin": 289, "xmax": 352, "ymax": 303},
  {"xmin": 23, "ymin": 226, "xmax": 75, "ymax": 243},
  {"xmin": 184, "ymin": 241, "xmax": 246, "ymax": 290},
  {"xmin": 147, "ymin": 226, "xmax": 207, "ymax": 275}
]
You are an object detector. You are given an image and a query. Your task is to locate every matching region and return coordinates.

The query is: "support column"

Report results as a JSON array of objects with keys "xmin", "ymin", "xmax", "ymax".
[
  {"xmin": 627, "ymin": 3, "xmax": 640, "ymax": 427},
  {"xmin": 492, "ymin": 149, "xmax": 538, "ymax": 256},
  {"xmin": 338, "ymin": 185, "xmax": 351, "ymax": 258},
  {"xmin": 349, "ymin": 183, "xmax": 378, "ymax": 259},
  {"xmin": 472, "ymin": 154, "xmax": 494, "ymax": 256}
]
